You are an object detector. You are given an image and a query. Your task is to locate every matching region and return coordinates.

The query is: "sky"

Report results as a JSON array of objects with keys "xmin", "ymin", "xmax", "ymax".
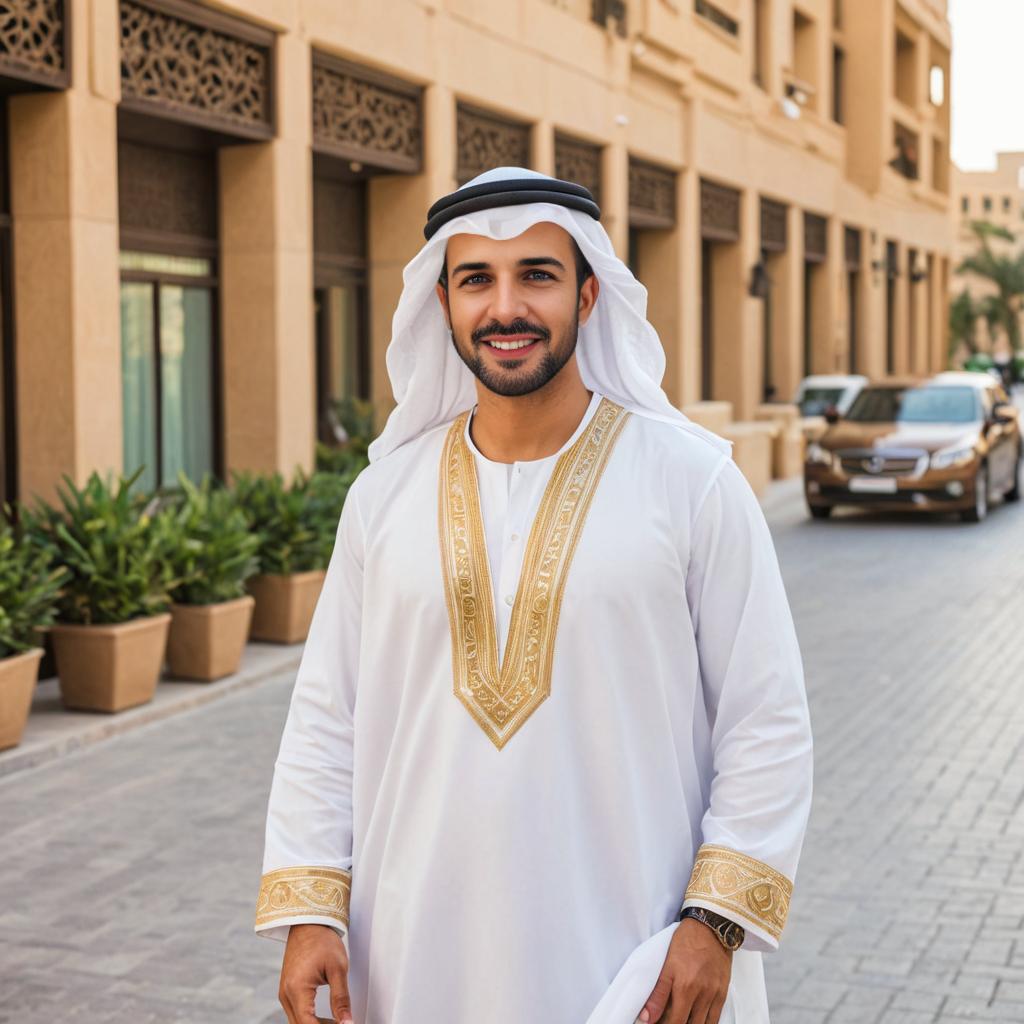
[{"xmin": 949, "ymin": 0, "xmax": 1024, "ymax": 170}]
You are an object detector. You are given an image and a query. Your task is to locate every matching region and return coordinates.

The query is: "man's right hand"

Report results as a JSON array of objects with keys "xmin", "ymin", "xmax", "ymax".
[{"xmin": 279, "ymin": 923, "xmax": 353, "ymax": 1024}]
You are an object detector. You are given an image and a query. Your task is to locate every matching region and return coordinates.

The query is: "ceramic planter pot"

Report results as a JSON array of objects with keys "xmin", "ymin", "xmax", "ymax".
[
  {"xmin": 49, "ymin": 613, "xmax": 171, "ymax": 713},
  {"xmin": 0, "ymin": 647, "xmax": 44, "ymax": 750},
  {"xmin": 247, "ymin": 570, "xmax": 326, "ymax": 645},
  {"xmin": 166, "ymin": 595, "xmax": 255, "ymax": 682}
]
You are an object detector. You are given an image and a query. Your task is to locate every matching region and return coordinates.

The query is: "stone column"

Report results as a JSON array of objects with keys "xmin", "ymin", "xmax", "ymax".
[
  {"xmin": 219, "ymin": 31, "xmax": 314, "ymax": 483},
  {"xmin": 602, "ymin": 142, "xmax": 629, "ymax": 261},
  {"xmin": 366, "ymin": 82, "xmax": 457, "ymax": 415},
  {"xmin": 532, "ymin": 119, "xmax": 555, "ymax": 176},
  {"xmin": 8, "ymin": 0, "xmax": 121, "ymax": 505},
  {"xmin": 678, "ymin": 166, "xmax": 702, "ymax": 408},
  {"xmin": 773, "ymin": 203, "xmax": 805, "ymax": 401}
]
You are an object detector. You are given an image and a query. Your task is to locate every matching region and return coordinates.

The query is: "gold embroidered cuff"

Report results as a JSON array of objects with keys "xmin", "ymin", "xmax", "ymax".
[
  {"xmin": 683, "ymin": 844, "xmax": 793, "ymax": 942},
  {"xmin": 255, "ymin": 866, "xmax": 352, "ymax": 930}
]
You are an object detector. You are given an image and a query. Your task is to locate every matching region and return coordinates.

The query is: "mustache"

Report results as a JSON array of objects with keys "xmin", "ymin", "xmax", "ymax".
[{"xmin": 471, "ymin": 319, "xmax": 551, "ymax": 345}]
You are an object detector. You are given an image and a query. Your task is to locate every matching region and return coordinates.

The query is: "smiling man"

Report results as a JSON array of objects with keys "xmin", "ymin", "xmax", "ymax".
[{"xmin": 255, "ymin": 168, "xmax": 813, "ymax": 1024}]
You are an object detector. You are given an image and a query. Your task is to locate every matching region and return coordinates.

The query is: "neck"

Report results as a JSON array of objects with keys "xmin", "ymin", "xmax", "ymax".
[{"xmin": 469, "ymin": 358, "xmax": 593, "ymax": 463}]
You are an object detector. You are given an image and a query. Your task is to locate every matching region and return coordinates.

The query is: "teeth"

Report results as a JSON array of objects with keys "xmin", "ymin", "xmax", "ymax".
[{"xmin": 488, "ymin": 339, "xmax": 536, "ymax": 351}]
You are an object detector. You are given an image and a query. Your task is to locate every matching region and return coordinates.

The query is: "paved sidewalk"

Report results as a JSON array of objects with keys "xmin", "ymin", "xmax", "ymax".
[{"xmin": 1, "ymin": 476, "xmax": 1022, "ymax": 1022}]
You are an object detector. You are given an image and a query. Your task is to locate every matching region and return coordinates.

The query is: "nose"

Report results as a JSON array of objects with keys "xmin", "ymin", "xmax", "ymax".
[{"xmin": 486, "ymin": 275, "xmax": 530, "ymax": 325}]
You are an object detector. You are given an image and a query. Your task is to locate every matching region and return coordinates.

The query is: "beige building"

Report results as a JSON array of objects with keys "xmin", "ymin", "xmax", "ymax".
[
  {"xmin": 0, "ymin": 0, "xmax": 953, "ymax": 509},
  {"xmin": 952, "ymin": 152, "xmax": 1024, "ymax": 354}
]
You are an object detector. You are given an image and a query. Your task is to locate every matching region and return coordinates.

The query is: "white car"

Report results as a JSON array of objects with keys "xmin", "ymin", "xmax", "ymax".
[{"xmin": 794, "ymin": 374, "xmax": 868, "ymax": 417}]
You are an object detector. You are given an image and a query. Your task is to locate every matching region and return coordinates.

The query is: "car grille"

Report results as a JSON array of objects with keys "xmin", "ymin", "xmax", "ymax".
[{"xmin": 836, "ymin": 450, "xmax": 927, "ymax": 478}]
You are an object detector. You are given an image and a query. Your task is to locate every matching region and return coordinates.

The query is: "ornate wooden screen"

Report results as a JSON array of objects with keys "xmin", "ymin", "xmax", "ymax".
[
  {"xmin": 629, "ymin": 158, "xmax": 676, "ymax": 229},
  {"xmin": 120, "ymin": 0, "xmax": 274, "ymax": 140},
  {"xmin": 456, "ymin": 103, "xmax": 531, "ymax": 185},
  {"xmin": 803, "ymin": 212, "xmax": 828, "ymax": 263},
  {"xmin": 700, "ymin": 179, "xmax": 740, "ymax": 242},
  {"xmin": 312, "ymin": 52, "xmax": 422, "ymax": 174},
  {"xmin": 0, "ymin": 0, "xmax": 69, "ymax": 89},
  {"xmin": 555, "ymin": 133, "xmax": 602, "ymax": 207},
  {"xmin": 118, "ymin": 139, "xmax": 217, "ymax": 252},
  {"xmin": 760, "ymin": 198, "xmax": 788, "ymax": 253},
  {"xmin": 844, "ymin": 226, "xmax": 862, "ymax": 270}
]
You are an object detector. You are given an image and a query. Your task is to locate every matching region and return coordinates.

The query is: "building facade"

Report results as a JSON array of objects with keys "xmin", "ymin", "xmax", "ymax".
[
  {"xmin": 952, "ymin": 152, "xmax": 1024, "ymax": 355},
  {"xmin": 0, "ymin": 0, "xmax": 953, "ymax": 509}
]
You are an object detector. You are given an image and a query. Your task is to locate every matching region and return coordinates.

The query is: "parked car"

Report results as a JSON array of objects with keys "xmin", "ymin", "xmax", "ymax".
[
  {"xmin": 804, "ymin": 373, "xmax": 1022, "ymax": 522},
  {"xmin": 793, "ymin": 374, "xmax": 868, "ymax": 417}
]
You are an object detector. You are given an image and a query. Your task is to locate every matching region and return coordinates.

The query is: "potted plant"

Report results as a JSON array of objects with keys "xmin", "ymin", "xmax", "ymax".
[
  {"xmin": 233, "ymin": 469, "xmax": 350, "ymax": 644},
  {"xmin": 20, "ymin": 468, "xmax": 174, "ymax": 713},
  {"xmin": 0, "ymin": 509, "xmax": 69, "ymax": 749},
  {"xmin": 160, "ymin": 472, "xmax": 261, "ymax": 681}
]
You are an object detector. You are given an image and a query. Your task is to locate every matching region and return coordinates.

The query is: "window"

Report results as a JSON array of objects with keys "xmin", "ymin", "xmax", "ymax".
[
  {"xmin": 961, "ymin": 196, "xmax": 969, "ymax": 214},
  {"xmin": 983, "ymin": 196, "xmax": 992, "ymax": 213},
  {"xmin": 894, "ymin": 30, "xmax": 916, "ymax": 107},
  {"xmin": 695, "ymin": 0, "xmax": 739, "ymax": 36},
  {"xmin": 120, "ymin": 252, "xmax": 217, "ymax": 494},
  {"xmin": 929, "ymin": 65, "xmax": 945, "ymax": 106},
  {"xmin": 793, "ymin": 10, "xmax": 818, "ymax": 103},
  {"xmin": 891, "ymin": 123, "xmax": 919, "ymax": 180},
  {"xmin": 832, "ymin": 46, "xmax": 845, "ymax": 124},
  {"xmin": 753, "ymin": 0, "xmax": 769, "ymax": 87},
  {"xmin": 1003, "ymin": 195, "xmax": 1012, "ymax": 213}
]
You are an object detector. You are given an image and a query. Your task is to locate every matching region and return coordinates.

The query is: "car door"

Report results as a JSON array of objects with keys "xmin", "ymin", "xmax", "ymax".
[{"xmin": 986, "ymin": 386, "xmax": 1014, "ymax": 490}]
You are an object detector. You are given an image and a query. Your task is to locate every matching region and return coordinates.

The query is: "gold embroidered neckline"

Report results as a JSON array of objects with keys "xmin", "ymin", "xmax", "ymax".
[{"xmin": 438, "ymin": 397, "xmax": 629, "ymax": 750}]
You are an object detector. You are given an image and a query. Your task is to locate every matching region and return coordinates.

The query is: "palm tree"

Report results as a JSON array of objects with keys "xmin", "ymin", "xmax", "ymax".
[
  {"xmin": 956, "ymin": 221, "xmax": 1024, "ymax": 349},
  {"xmin": 948, "ymin": 288, "xmax": 981, "ymax": 362}
]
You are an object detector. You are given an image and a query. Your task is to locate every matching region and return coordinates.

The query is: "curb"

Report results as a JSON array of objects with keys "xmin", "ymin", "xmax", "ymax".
[{"xmin": 0, "ymin": 645, "xmax": 302, "ymax": 782}]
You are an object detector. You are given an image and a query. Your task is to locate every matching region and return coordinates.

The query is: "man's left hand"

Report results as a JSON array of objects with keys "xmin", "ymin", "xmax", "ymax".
[{"xmin": 637, "ymin": 918, "xmax": 732, "ymax": 1024}]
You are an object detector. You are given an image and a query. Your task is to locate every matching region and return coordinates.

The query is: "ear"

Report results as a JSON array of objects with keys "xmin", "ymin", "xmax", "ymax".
[
  {"xmin": 577, "ymin": 274, "xmax": 600, "ymax": 326},
  {"xmin": 435, "ymin": 282, "xmax": 452, "ymax": 329}
]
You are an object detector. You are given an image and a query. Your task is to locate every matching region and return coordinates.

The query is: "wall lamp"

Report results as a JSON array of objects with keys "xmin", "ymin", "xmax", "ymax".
[{"xmin": 748, "ymin": 259, "xmax": 772, "ymax": 299}]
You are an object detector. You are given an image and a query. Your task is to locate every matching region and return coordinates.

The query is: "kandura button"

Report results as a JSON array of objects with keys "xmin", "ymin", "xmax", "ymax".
[
  {"xmin": 504, "ymin": 594, "xmax": 514, "ymax": 606},
  {"xmin": 510, "ymin": 533, "xmax": 520, "ymax": 542}
]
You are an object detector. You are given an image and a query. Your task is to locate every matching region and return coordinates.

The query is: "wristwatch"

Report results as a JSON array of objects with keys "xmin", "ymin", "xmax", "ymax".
[{"xmin": 677, "ymin": 906, "xmax": 745, "ymax": 951}]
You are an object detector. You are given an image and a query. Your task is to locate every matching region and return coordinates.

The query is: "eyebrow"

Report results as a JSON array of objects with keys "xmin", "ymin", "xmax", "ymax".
[{"xmin": 450, "ymin": 256, "xmax": 567, "ymax": 276}]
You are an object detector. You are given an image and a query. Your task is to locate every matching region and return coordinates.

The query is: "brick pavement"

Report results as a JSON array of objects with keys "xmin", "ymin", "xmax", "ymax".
[{"xmin": 1, "ymin": 473, "xmax": 1022, "ymax": 1022}]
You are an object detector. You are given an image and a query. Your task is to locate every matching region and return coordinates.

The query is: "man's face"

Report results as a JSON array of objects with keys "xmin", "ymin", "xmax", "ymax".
[{"xmin": 435, "ymin": 221, "xmax": 599, "ymax": 398}]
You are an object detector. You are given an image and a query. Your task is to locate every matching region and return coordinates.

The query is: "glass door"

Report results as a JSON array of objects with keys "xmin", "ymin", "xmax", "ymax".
[
  {"xmin": 120, "ymin": 252, "xmax": 218, "ymax": 493},
  {"xmin": 314, "ymin": 277, "xmax": 368, "ymax": 446}
]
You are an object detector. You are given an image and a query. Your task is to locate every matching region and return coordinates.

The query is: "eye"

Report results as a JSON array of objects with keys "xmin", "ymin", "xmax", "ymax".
[
  {"xmin": 459, "ymin": 273, "xmax": 490, "ymax": 286},
  {"xmin": 525, "ymin": 270, "xmax": 555, "ymax": 281}
]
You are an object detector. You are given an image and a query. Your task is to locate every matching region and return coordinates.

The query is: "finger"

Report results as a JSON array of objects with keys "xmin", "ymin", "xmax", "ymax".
[
  {"xmin": 686, "ymin": 990, "xmax": 715, "ymax": 1024},
  {"xmin": 706, "ymin": 991, "xmax": 728, "ymax": 1024},
  {"xmin": 638, "ymin": 972, "xmax": 673, "ymax": 1022},
  {"xmin": 662, "ymin": 985, "xmax": 697, "ymax": 1024},
  {"xmin": 278, "ymin": 985, "xmax": 296, "ymax": 1024},
  {"xmin": 282, "ymin": 979, "xmax": 321, "ymax": 1024},
  {"xmin": 326, "ymin": 959, "xmax": 354, "ymax": 1023}
]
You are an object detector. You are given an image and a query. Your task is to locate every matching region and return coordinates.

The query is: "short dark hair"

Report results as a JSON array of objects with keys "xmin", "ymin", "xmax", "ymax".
[{"xmin": 438, "ymin": 237, "xmax": 594, "ymax": 294}]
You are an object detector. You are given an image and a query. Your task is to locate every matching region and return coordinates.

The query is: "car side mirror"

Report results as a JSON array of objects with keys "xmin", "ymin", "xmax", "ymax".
[
  {"xmin": 993, "ymin": 403, "xmax": 1018, "ymax": 425},
  {"xmin": 824, "ymin": 406, "xmax": 840, "ymax": 425}
]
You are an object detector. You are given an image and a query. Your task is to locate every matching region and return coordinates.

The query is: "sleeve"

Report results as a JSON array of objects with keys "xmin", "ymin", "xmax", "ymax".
[
  {"xmin": 680, "ymin": 456, "xmax": 814, "ymax": 953},
  {"xmin": 253, "ymin": 480, "xmax": 365, "ymax": 944}
]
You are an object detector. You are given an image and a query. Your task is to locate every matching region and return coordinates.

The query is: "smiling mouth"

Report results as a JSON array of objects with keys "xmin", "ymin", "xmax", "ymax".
[{"xmin": 482, "ymin": 337, "xmax": 541, "ymax": 352}]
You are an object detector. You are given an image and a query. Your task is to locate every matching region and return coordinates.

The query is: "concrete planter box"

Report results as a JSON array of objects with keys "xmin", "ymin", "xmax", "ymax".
[
  {"xmin": 247, "ymin": 571, "xmax": 326, "ymax": 645},
  {"xmin": 49, "ymin": 613, "xmax": 171, "ymax": 713},
  {"xmin": 0, "ymin": 647, "xmax": 44, "ymax": 750},
  {"xmin": 167, "ymin": 595, "xmax": 255, "ymax": 682}
]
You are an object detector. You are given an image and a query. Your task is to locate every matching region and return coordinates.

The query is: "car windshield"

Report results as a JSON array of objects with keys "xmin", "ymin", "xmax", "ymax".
[
  {"xmin": 845, "ymin": 386, "xmax": 981, "ymax": 424},
  {"xmin": 799, "ymin": 387, "xmax": 846, "ymax": 415}
]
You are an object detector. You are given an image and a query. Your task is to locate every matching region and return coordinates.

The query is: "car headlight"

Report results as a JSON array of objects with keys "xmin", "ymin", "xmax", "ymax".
[
  {"xmin": 930, "ymin": 447, "xmax": 975, "ymax": 470},
  {"xmin": 806, "ymin": 443, "xmax": 833, "ymax": 467}
]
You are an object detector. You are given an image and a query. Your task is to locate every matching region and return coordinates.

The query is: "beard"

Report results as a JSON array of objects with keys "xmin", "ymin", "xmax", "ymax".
[{"xmin": 451, "ymin": 314, "xmax": 580, "ymax": 397}]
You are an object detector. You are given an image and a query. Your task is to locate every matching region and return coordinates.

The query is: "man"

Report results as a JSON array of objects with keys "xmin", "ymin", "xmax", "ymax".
[{"xmin": 255, "ymin": 168, "xmax": 813, "ymax": 1024}]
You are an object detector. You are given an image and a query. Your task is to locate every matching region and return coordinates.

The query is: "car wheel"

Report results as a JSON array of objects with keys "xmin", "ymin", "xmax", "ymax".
[
  {"xmin": 961, "ymin": 463, "xmax": 989, "ymax": 523},
  {"xmin": 1006, "ymin": 446, "xmax": 1021, "ymax": 502},
  {"xmin": 808, "ymin": 504, "xmax": 833, "ymax": 520}
]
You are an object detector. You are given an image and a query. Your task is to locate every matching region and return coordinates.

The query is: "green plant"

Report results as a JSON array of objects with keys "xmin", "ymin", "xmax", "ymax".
[
  {"xmin": 231, "ymin": 471, "xmax": 323, "ymax": 576},
  {"xmin": 0, "ymin": 508, "xmax": 70, "ymax": 658},
  {"xmin": 957, "ymin": 221, "xmax": 1024, "ymax": 350},
  {"xmin": 161, "ymin": 472, "xmax": 261, "ymax": 605},
  {"xmin": 304, "ymin": 470, "xmax": 354, "ymax": 568},
  {"xmin": 19, "ymin": 468, "xmax": 175, "ymax": 626},
  {"xmin": 949, "ymin": 288, "xmax": 981, "ymax": 362},
  {"xmin": 315, "ymin": 441, "xmax": 370, "ymax": 479}
]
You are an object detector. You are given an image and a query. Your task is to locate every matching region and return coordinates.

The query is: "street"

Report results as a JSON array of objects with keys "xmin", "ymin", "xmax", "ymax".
[{"xmin": 1, "ymin": 476, "xmax": 1023, "ymax": 1023}]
